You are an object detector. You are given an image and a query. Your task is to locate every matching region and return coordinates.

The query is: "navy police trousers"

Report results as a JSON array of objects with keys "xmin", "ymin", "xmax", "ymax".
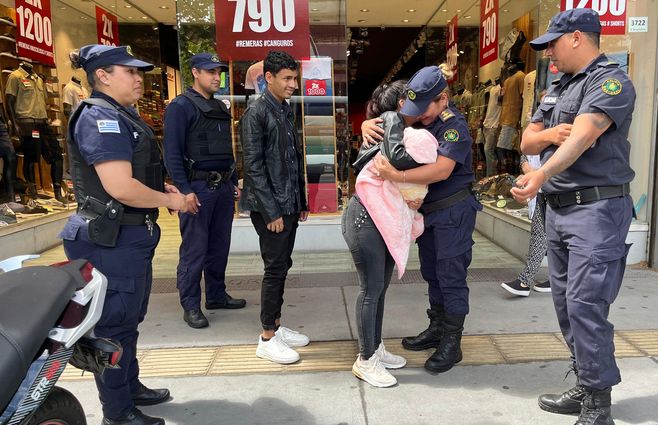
[
  {"xmin": 545, "ymin": 196, "xmax": 633, "ymax": 390},
  {"xmin": 62, "ymin": 215, "xmax": 160, "ymax": 419}
]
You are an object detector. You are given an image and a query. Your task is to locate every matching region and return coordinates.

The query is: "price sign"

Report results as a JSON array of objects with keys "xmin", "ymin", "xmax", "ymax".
[
  {"xmin": 96, "ymin": 6, "xmax": 119, "ymax": 46},
  {"xmin": 561, "ymin": 0, "xmax": 627, "ymax": 35},
  {"xmin": 215, "ymin": 0, "xmax": 310, "ymax": 61},
  {"xmin": 480, "ymin": 0, "xmax": 498, "ymax": 67},
  {"xmin": 446, "ymin": 15, "xmax": 458, "ymax": 83},
  {"xmin": 15, "ymin": 0, "xmax": 55, "ymax": 66}
]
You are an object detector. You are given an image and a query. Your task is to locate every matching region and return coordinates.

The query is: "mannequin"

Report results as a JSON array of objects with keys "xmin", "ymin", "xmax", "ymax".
[
  {"xmin": 62, "ymin": 76, "xmax": 89, "ymax": 118},
  {"xmin": 0, "ymin": 107, "xmax": 16, "ymax": 202},
  {"xmin": 496, "ymin": 61, "xmax": 525, "ymax": 174},
  {"xmin": 6, "ymin": 61, "xmax": 48, "ymax": 198},
  {"xmin": 482, "ymin": 76, "xmax": 502, "ymax": 176}
]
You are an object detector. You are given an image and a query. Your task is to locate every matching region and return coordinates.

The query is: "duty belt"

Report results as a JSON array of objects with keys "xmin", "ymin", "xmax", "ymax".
[
  {"xmin": 419, "ymin": 188, "xmax": 473, "ymax": 215},
  {"xmin": 189, "ymin": 169, "xmax": 232, "ymax": 184},
  {"xmin": 545, "ymin": 183, "xmax": 630, "ymax": 209},
  {"xmin": 121, "ymin": 210, "xmax": 159, "ymax": 226}
]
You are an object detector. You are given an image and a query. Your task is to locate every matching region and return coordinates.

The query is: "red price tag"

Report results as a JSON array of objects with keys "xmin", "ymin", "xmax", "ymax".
[
  {"xmin": 446, "ymin": 15, "xmax": 459, "ymax": 83},
  {"xmin": 15, "ymin": 0, "xmax": 55, "ymax": 66},
  {"xmin": 561, "ymin": 0, "xmax": 627, "ymax": 35},
  {"xmin": 305, "ymin": 79, "xmax": 326, "ymax": 96},
  {"xmin": 96, "ymin": 6, "xmax": 119, "ymax": 46},
  {"xmin": 479, "ymin": 0, "xmax": 499, "ymax": 67},
  {"xmin": 215, "ymin": 0, "xmax": 310, "ymax": 61}
]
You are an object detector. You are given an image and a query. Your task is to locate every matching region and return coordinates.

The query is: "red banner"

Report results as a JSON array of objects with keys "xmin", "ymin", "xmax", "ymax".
[
  {"xmin": 305, "ymin": 79, "xmax": 327, "ymax": 96},
  {"xmin": 15, "ymin": 0, "xmax": 55, "ymax": 66},
  {"xmin": 215, "ymin": 0, "xmax": 310, "ymax": 61},
  {"xmin": 96, "ymin": 6, "xmax": 119, "ymax": 46},
  {"xmin": 480, "ymin": 0, "xmax": 498, "ymax": 67},
  {"xmin": 446, "ymin": 15, "xmax": 458, "ymax": 83},
  {"xmin": 561, "ymin": 0, "xmax": 627, "ymax": 35}
]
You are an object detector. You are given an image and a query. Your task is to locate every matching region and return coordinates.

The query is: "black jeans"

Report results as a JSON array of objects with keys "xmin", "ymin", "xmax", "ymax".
[
  {"xmin": 342, "ymin": 196, "xmax": 394, "ymax": 359},
  {"xmin": 251, "ymin": 212, "xmax": 300, "ymax": 330}
]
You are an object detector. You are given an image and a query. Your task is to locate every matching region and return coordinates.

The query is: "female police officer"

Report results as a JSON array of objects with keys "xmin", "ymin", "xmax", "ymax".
[
  {"xmin": 364, "ymin": 65, "xmax": 481, "ymax": 374},
  {"xmin": 60, "ymin": 45, "xmax": 188, "ymax": 425}
]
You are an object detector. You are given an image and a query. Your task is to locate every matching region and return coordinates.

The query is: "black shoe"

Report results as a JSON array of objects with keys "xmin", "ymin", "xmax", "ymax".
[
  {"xmin": 501, "ymin": 279, "xmax": 530, "ymax": 297},
  {"xmin": 205, "ymin": 293, "xmax": 246, "ymax": 310},
  {"xmin": 132, "ymin": 382, "xmax": 171, "ymax": 406},
  {"xmin": 539, "ymin": 384, "xmax": 587, "ymax": 415},
  {"xmin": 424, "ymin": 314, "xmax": 465, "ymax": 373},
  {"xmin": 183, "ymin": 309, "xmax": 209, "ymax": 328},
  {"xmin": 575, "ymin": 388, "xmax": 614, "ymax": 425},
  {"xmin": 533, "ymin": 280, "xmax": 552, "ymax": 293},
  {"xmin": 102, "ymin": 408, "xmax": 165, "ymax": 425},
  {"xmin": 402, "ymin": 305, "xmax": 444, "ymax": 351}
]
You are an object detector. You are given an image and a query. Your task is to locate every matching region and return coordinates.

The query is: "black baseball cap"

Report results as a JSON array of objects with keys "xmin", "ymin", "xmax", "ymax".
[{"xmin": 530, "ymin": 8, "xmax": 602, "ymax": 51}]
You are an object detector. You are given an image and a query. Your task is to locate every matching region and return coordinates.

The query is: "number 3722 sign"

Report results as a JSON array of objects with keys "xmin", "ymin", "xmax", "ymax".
[{"xmin": 215, "ymin": 0, "xmax": 310, "ymax": 61}]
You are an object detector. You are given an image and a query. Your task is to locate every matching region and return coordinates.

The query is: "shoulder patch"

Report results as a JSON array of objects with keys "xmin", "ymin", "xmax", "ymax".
[
  {"xmin": 440, "ymin": 110, "xmax": 455, "ymax": 122},
  {"xmin": 97, "ymin": 120, "xmax": 121, "ymax": 134},
  {"xmin": 602, "ymin": 78, "xmax": 622, "ymax": 96},
  {"xmin": 222, "ymin": 99, "xmax": 231, "ymax": 109},
  {"xmin": 444, "ymin": 129, "xmax": 460, "ymax": 142}
]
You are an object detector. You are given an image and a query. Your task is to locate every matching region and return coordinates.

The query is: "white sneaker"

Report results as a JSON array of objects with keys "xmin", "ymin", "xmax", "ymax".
[
  {"xmin": 352, "ymin": 354, "xmax": 397, "ymax": 388},
  {"xmin": 275, "ymin": 326, "xmax": 310, "ymax": 347},
  {"xmin": 256, "ymin": 335, "xmax": 300, "ymax": 364},
  {"xmin": 376, "ymin": 341, "xmax": 407, "ymax": 369}
]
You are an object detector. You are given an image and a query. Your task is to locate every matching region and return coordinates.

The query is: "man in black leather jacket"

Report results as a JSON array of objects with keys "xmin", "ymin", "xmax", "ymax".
[{"xmin": 240, "ymin": 51, "xmax": 310, "ymax": 364}]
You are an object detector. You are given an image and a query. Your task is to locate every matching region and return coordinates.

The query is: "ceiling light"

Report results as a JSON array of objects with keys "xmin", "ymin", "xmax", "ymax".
[
  {"xmin": 402, "ymin": 19, "xmax": 409, "ymax": 23},
  {"xmin": 465, "ymin": 15, "xmax": 471, "ymax": 18},
  {"xmin": 442, "ymin": 9, "xmax": 448, "ymax": 12},
  {"xmin": 360, "ymin": 8, "xmax": 369, "ymax": 12},
  {"xmin": 457, "ymin": 9, "xmax": 462, "ymax": 12},
  {"xmin": 459, "ymin": 50, "xmax": 464, "ymax": 54},
  {"xmin": 407, "ymin": 9, "xmax": 416, "ymax": 12},
  {"xmin": 125, "ymin": 5, "xmax": 132, "ymax": 8},
  {"xmin": 59, "ymin": 6, "xmax": 66, "ymax": 9},
  {"xmin": 128, "ymin": 16, "xmax": 134, "ymax": 19},
  {"xmin": 159, "ymin": 5, "xmax": 169, "ymax": 9},
  {"xmin": 503, "ymin": 9, "xmax": 509, "ymax": 12},
  {"xmin": 311, "ymin": 8, "xmax": 319, "ymax": 11},
  {"xmin": 80, "ymin": 16, "xmax": 87, "ymax": 19},
  {"xmin": 141, "ymin": 16, "xmax": 148, "ymax": 19}
]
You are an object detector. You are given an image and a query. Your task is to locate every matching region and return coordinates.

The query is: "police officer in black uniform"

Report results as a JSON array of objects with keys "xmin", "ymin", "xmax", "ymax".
[
  {"xmin": 512, "ymin": 9, "xmax": 636, "ymax": 425},
  {"xmin": 164, "ymin": 53, "xmax": 246, "ymax": 329},
  {"xmin": 60, "ymin": 44, "xmax": 188, "ymax": 425},
  {"xmin": 367, "ymin": 65, "xmax": 482, "ymax": 374}
]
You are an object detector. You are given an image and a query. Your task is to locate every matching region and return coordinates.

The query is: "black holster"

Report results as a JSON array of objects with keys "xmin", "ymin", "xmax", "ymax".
[{"xmin": 78, "ymin": 196, "xmax": 124, "ymax": 247}]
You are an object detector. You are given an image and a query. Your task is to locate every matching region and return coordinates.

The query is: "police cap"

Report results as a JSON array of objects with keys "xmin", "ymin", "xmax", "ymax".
[
  {"xmin": 530, "ymin": 8, "xmax": 602, "ymax": 51},
  {"xmin": 78, "ymin": 44, "xmax": 154, "ymax": 72},
  {"xmin": 399, "ymin": 66, "xmax": 448, "ymax": 117},
  {"xmin": 190, "ymin": 53, "xmax": 229, "ymax": 71}
]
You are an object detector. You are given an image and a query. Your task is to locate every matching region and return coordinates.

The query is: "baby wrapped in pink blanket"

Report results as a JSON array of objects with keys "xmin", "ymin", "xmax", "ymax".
[{"xmin": 355, "ymin": 127, "xmax": 438, "ymax": 278}]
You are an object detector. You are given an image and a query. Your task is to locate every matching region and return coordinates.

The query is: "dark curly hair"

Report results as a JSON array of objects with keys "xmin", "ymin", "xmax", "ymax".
[
  {"xmin": 366, "ymin": 80, "xmax": 407, "ymax": 119},
  {"xmin": 263, "ymin": 50, "xmax": 298, "ymax": 76}
]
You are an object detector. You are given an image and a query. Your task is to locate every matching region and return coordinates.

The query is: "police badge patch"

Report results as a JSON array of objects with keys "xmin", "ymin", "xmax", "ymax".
[
  {"xmin": 602, "ymin": 78, "xmax": 622, "ymax": 95},
  {"xmin": 407, "ymin": 90, "xmax": 416, "ymax": 100},
  {"xmin": 444, "ymin": 129, "xmax": 459, "ymax": 142}
]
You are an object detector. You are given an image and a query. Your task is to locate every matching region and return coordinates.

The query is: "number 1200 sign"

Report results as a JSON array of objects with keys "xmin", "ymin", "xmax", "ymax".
[
  {"xmin": 17, "ymin": 1, "xmax": 53, "ymax": 46},
  {"xmin": 230, "ymin": 0, "xmax": 296, "ymax": 33}
]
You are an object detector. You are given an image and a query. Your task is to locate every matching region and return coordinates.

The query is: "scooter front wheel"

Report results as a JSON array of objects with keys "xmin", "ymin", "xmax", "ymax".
[{"xmin": 26, "ymin": 386, "xmax": 86, "ymax": 425}]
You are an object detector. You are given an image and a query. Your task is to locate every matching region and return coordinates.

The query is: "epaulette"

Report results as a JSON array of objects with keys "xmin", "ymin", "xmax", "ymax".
[
  {"xmin": 440, "ymin": 109, "xmax": 455, "ymax": 122},
  {"xmin": 597, "ymin": 61, "xmax": 619, "ymax": 68}
]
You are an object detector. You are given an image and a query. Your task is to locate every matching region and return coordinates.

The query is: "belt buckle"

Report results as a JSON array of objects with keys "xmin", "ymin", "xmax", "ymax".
[
  {"xmin": 575, "ymin": 191, "xmax": 582, "ymax": 205},
  {"xmin": 206, "ymin": 171, "xmax": 221, "ymax": 190}
]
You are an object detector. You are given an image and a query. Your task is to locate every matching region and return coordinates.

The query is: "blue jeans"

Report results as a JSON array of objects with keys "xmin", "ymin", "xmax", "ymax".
[{"xmin": 342, "ymin": 196, "xmax": 394, "ymax": 359}]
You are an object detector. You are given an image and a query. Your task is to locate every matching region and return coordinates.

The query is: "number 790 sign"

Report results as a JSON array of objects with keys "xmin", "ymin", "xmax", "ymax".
[{"xmin": 215, "ymin": 0, "xmax": 310, "ymax": 61}]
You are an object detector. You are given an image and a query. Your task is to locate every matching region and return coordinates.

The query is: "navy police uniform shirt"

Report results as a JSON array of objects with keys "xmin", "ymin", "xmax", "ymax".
[
  {"xmin": 74, "ymin": 91, "xmax": 141, "ymax": 166},
  {"xmin": 424, "ymin": 106, "xmax": 475, "ymax": 202},
  {"xmin": 164, "ymin": 87, "xmax": 236, "ymax": 195},
  {"xmin": 532, "ymin": 54, "xmax": 635, "ymax": 194}
]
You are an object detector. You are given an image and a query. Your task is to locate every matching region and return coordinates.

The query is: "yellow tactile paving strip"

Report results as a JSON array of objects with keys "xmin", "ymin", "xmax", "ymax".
[{"xmin": 59, "ymin": 330, "xmax": 658, "ymax": 381}]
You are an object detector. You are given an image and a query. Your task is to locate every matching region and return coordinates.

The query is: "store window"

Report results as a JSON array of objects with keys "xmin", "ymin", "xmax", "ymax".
[{"xmin": 176, "ymin": 0, "xmax": 349, "ymax": 217}]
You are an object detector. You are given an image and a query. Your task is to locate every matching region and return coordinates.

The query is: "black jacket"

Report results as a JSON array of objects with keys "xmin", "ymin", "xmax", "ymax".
[{"xmin": 240, "ymin": 90, "xmax": 308, "ymax": 222}]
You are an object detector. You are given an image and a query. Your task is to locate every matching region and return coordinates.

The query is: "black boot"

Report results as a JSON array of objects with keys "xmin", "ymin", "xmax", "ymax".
[
  {"xmin": 53, "ymin": 183, "xmax": 66, "ymax": 203},
  {"xmin": 424, "ymin": 313, "xmax": 465, "ymax": 373},
  {"xmin": 575, "ymin": 388, "xmax": 614, "ymax": 425},
  {"xmin": 539, "ymin": 364, "xmax": 586, "ymax": 415},
  {"xmin": 183, "ymin": 309, "xmax": 209, "ymax": 328},
  {"xmin": 402, "ymin": 304, "xmax": 444, "ymax": 351}
]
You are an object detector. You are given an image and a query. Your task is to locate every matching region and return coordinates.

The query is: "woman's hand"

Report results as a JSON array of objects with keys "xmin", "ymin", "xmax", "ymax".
[
  {"xmin": 406, "ymin": 198, "xmax": 422, "ymax": 210},
  {"xmin": 373, "ymin": 155, "xmax": 401, "ymax": 182},
  {"xmin": 361, "ymin": 118, "xmax": 384, "ymax": 147}
]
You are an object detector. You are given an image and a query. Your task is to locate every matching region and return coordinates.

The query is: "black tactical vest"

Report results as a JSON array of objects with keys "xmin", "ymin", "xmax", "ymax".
[
  {"xmin": 181, "ymin": 92, "xmax": 233, "ymax": 163},
  {"xmin": 67, "ymin": 98, "xmax": 164, "ymax": 211}
]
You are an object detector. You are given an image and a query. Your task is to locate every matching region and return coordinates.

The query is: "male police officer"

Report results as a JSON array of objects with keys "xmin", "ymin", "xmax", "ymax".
[
  {"xmin": 164, "ymin": 53, "xmax": 246, "ymax": 329},
  {"xmin": 512, "ymin": 9, "xmax": 636, "ymax": 425}
]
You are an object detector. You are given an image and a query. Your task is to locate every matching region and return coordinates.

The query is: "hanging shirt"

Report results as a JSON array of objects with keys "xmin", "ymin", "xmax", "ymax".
[
  {"xmin": 500, "ymin": 70, "xmax": 525, "ymax": 127},
  {"xmin": 62, "ymin": 80, "xmax": 89, "ymax": 111},
  {"xmin": 482, "ymin": 84, "xmax": 502, "ymax": 129}
]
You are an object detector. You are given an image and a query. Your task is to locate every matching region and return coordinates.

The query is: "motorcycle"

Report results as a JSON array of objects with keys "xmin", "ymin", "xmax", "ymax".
[{"xmin": 0, "ymin": 254, "xmax": 122, "ymax": 425}]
